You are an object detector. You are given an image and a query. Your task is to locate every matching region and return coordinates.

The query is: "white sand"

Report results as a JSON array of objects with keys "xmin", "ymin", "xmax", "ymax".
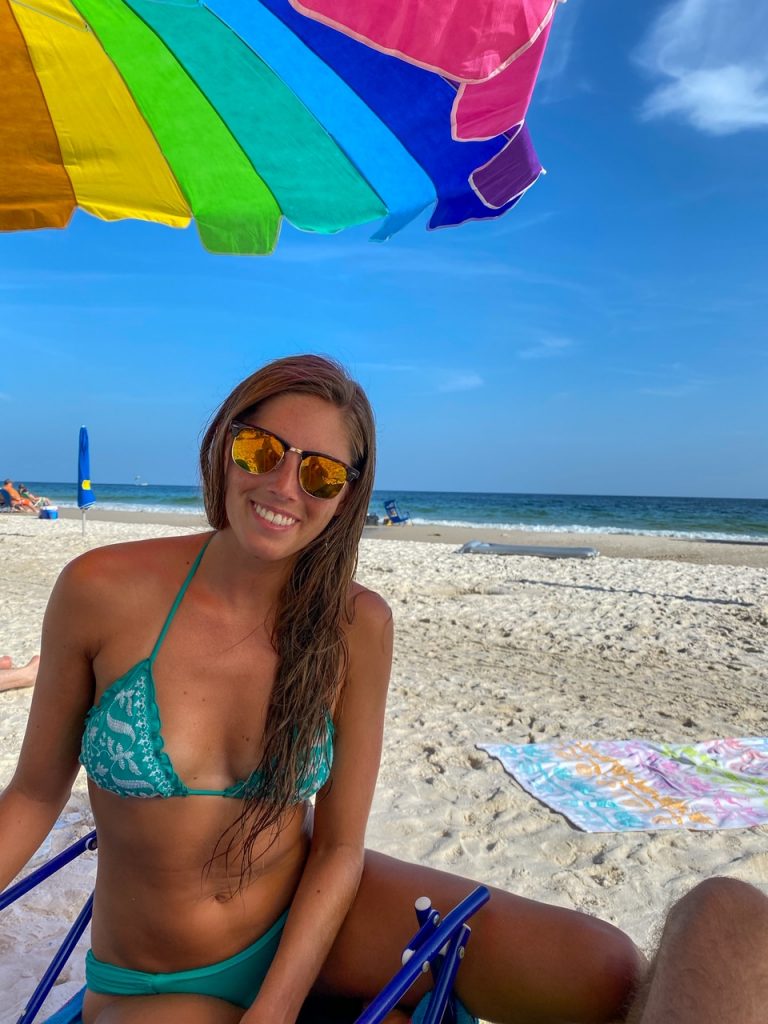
[{"xmin": 1, "ymin": 516, "xmax": 767, "ymax": 1021}]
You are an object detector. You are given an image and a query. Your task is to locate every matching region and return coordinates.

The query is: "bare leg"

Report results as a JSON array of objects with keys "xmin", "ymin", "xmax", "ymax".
[
  {"xmin": 626, "ymin": 877, "xmax": 768, "ymax": 1024},
  {"xmin": 83, "ymin": 991, "xmax": 242, "ymax": 1023},
  {"xmin": 0, "ymin": 655, "xmax": 11, "ymax": 669},
  {"xmin": 0, "ymin": 655, "xmax": 39, "ymax": 691},
  {"xmin": 316, "ymin": 850, "xmax": 644, "ymax": 1023}
]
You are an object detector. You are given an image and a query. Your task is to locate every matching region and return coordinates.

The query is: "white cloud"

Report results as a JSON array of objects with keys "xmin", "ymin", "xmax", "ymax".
[
  {"xmin": 435, "ymin": 371, "xmax": 483, "ymax": 393},
  {"xmin": 0, "ymin": 269, "xmax": 151, "ymax": 291},
  {"xmin": 357, "ymin": 361, "xmax": 483, "ymax": 394},
  {"xmin": 635, "ymin": 0, "xmax": 768, "ymax": 135},
  {"xmin": 537, "ymin": 1, "xmax": 585, "ymax": 102},
  {"xmin": 639, "ymin": 381, "xmax": 702, "ymax": 398},
  {"xmin": 517, "ymin": 336, "xmax": 573, "ymax": 360}
]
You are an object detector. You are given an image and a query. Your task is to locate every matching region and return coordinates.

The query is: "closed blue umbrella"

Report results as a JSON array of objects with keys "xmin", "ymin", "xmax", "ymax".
[{"xmin": 77, "ymin": 426, "xmax": 95, "ymax": 535}]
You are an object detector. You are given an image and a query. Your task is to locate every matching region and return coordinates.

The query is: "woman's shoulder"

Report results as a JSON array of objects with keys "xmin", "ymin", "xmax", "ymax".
[
  {"xmin": 58, "ymin": 532, "xmax": 213, "ymax": 601},
  {"xmin": 339, "ymin": 584, "xmax": 393, "ymax": 704},
  {"xmin": 345, "ymin": 582, "xmax": 393, "ymax": 636}
]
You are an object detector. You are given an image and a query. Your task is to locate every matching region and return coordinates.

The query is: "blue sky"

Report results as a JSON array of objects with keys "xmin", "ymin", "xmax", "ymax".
[{"xmin": 2, "ymin": 0, "xmax": 766, "ymax": 498}]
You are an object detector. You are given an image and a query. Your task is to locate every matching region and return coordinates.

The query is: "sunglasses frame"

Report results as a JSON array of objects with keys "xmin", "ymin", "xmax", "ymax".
[{"xmin": 229, "ymin": 420, "xmax": 360, "ymax": 498}]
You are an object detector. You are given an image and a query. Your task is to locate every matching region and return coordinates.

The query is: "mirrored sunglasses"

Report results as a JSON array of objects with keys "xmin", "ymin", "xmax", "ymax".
[{"xmin": 230, "ymin": 422, "xmax": 359, "ymax": 500}]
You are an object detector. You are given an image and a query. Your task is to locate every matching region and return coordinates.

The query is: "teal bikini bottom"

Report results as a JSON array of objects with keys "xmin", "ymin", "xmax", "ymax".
[{"xmin": 85, "ymin": 909, "xmax": 288, "ymax": 1009}]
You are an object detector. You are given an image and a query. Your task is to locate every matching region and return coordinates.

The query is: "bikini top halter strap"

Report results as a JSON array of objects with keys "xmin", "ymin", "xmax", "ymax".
[{"xmin": 148, "ymin": 537, "xmax": 212, "ymax": 667}]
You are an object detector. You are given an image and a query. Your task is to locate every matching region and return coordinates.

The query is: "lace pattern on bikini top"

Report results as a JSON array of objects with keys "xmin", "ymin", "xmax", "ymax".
[
  {"xmin": 79, "ymin": 662, "xmax": 334, "ymax": 800},
  {"xmin": 78, "ymin": 539, "xmax": 334, "ymax": 800}
]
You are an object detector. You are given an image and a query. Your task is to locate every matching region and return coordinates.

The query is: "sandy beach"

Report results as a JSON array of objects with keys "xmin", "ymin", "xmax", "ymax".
[{"xmin": 2, "ymin": 513, "xmax": 767, "ymax": 1021}]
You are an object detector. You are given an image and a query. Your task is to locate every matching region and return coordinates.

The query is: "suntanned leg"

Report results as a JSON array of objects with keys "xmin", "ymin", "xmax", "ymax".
[
  {"xmin": 625, "ymin": 877, "xmax": 768, "ymax": 1024},
  {"xmin": 316, "ymin": 850, "xmax": 645, "ymax": 1024},
  {"xmin": 83, "ymin": 991, "xmax": 243, "ymax": 1024},
  {"xmin": 85, "ymin": 989, "xmax": 407, "ymax": 1024},
  {"xmin": 0, "ymin": 655, "xmax": 39, "ymax": 691}
]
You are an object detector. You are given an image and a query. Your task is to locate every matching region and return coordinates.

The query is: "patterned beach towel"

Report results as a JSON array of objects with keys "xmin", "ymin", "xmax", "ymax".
[{"xmin": 478, "ymin": 737, "xmax": 768, "ymax": 832}]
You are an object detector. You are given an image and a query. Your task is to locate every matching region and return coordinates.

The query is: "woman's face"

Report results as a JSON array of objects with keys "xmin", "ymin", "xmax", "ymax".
[{"xmin": 224, "ymin": 392, "xmax": 355, "ymax": 562}]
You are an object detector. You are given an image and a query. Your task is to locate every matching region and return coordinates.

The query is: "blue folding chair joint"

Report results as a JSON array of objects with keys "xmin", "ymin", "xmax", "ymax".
[{"xmin": 355, "ymin": 885, "xmax": 488, "ymax": 1024}]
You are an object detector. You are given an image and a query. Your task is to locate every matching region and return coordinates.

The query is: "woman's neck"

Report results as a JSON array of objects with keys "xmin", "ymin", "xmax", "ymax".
[{"xmin": 201, "ymin": 528, "xmax": 295, "ymax": 611}]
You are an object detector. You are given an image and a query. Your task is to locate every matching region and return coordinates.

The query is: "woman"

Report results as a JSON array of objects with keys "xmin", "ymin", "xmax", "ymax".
[
  {"xmin": 0, "ymin": 355, "xmax": 642, "ymax": 1024},
  {"xmin": 18, "ymin": 483, "xmax": 51, "ymax": 508}
]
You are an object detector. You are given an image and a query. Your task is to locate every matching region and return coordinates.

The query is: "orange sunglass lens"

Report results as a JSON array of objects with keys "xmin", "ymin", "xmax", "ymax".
[
  {"xmin": 232, "ymin": 430, "xmax": 283, "ymax": 474},
  {"xmin": 300, "ymin": 456, "xmax": 346, "ymax": 499}
]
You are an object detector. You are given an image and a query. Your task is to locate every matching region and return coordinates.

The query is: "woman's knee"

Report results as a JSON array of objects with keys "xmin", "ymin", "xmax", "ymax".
[{"xmin": 579, "ymin": 916, "xmax": 648, "ymax": 1018}]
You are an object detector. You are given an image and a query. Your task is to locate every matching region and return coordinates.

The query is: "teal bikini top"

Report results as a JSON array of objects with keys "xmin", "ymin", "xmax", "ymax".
[{"xmin": 80, "ymin": 541, "xmax": 334, "ymax": 801}]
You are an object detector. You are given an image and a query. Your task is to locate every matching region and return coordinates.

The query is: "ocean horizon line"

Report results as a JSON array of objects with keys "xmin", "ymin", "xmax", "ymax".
[
  {"xmin": 14, "ymin": 481, "xmax": 768, "ymax": 544},
  {"xmin": 17, "ymin": 481, "xmax": 768, "ymax": 502}
]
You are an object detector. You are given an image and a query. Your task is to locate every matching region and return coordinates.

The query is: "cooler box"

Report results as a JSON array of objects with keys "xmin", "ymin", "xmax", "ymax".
[{"xmin": 39, "ymin": 507, "xmax": 59, "ymax": 520}]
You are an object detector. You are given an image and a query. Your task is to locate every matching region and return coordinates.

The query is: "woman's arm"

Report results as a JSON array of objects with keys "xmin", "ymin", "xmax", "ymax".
[
  {"xmin": 243, "ymin": 588, "xmax": 393, "ymax": 1024},
  {"xmin": 0, "ymin": 556, "xmax": 101, "ymax": 892}
]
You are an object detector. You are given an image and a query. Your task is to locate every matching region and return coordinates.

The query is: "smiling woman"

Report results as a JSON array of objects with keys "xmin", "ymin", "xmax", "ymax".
[{"xmin": 0, "ymin": 354, "xmax": 650, "ymax": 1024}]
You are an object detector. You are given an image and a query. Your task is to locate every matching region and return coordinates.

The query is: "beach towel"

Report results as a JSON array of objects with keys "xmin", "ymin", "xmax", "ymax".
[{"xmin": 478, "ymin": 737, "xmax": 768, "ymax": 832}]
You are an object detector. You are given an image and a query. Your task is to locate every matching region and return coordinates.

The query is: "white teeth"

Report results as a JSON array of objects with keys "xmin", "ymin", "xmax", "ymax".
[{"xmin": 253, "ymin": 502, "xmax": 296, "ymax": 527}]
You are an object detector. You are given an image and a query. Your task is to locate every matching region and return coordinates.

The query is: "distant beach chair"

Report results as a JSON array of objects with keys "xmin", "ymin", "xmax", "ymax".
[
  {"xmin": 0, "ymin": 488, "xmax": 22, "ymax": 513},
  {"xmin": 4, "ymin": 831, "xmax": 486, "ymax": 1024},
  {"xmin": 383, "ymin": 499, "xmax": 411, "ymax": 525}
]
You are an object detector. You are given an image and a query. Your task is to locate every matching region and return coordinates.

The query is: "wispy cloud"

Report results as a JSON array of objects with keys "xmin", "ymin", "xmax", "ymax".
[
  {"xmin": 0, "ymin": 269, "xmax": 152, "ymax": 291},
  {"xmin": 638, "ymin": 380, "xmax": 704, "ymax": 398},
  {"xmin": 354, "ymin": 361, "xmax": 421, "ymax": 376},
  {"xmin": 609, "ymin": 364, "xmax": 707, "ymax": 398},
  {"xmin": 435, "ymin": 371, "xmax": 483, "ymax": 393},
  {"xmin": 490, "ymin": 209, "xmax": 558, "ymax": 236},
  {"xmin": 274, "ymin": 240, "xmax": 594, "ymax": 296},
  {"xmin": 357, "ymin": 361, "xmax": 483, "ymax": 394},
  {"xmin": 517, "ymin": 336, "xmax": 573, "ymax": 360},
  {"xmin": 635, "ymin": 0, "xmax": 768, "ymax": 135},
  {"xmin": 536, "ymin": 1, "xmax": 587, "ymax": 103}
]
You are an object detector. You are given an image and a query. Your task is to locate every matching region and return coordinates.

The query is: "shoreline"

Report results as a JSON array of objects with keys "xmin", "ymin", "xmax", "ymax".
[{"xmin": 55, "ymin": 507, "xmax": 768, "ymax": 567}]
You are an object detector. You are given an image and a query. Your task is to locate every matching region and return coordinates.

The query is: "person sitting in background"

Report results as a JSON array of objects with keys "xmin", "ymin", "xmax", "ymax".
[
  {"xmin": 18, "ymin": 484, "xmax": 50, "ymax": 508},
  {"xmin": 2, "ymin": 480, "xmax": 36, "ymax": 513},
  {"xmin": 0, "ymin": 656, "xmax": 39, "ymax": 691}
]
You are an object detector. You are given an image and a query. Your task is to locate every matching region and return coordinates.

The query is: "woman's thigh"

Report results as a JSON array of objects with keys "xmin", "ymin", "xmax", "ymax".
[
  {"xmin": 83, "ymin": 990, "xmax": 243, "ymax": 1024},
  {"xmin": 316, "ymin": 850, "xmax": 644, "ymax": 1024}
]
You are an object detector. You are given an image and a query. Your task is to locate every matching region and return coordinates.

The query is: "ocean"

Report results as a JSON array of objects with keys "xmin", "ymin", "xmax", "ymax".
[{"xmin": 19, "ymin": 482, "xmax": 768, "ymax": 543}]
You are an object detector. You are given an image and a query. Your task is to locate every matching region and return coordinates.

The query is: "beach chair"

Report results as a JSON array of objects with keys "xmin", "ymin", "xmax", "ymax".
[
  {"xmin": 3, "ymin": 831, "xmax": 487, "ymax": 1024},
  {"xmin": 1, "ymin": 488, "xmax": 22, "ymax": 512},
  {"xmin": 383, "ymin": 499, "xmax": 411, "ymax": 525}
]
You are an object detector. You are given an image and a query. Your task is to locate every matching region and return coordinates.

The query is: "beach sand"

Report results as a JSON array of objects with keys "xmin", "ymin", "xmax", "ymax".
[{"xmin": 2, "ymin": 514, "xmax": 767, "ymax": 1020}]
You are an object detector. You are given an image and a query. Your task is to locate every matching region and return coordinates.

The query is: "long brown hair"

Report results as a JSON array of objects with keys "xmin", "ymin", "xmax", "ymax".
[{"xmin": 200, "ymin": 355, "xmax": 376, "ymax": 880}]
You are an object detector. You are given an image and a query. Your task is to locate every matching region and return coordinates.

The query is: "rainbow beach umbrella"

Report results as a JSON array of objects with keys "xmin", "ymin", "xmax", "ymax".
[{"xmin": 1, "ymin": 0, "xmax": 560, "ymax": 255}]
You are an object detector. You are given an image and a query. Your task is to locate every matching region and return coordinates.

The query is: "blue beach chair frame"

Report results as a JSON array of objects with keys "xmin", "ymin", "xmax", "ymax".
[
  {"xmin": 2, "ymin": 832, "xmax": 487, "ymax": 1024},
  {"xmin": 1, "ymin": 488, "xmax": 21, "ymax": 512},
  {"xmin": 383, "ymin": 499, "xmax": 411, "ymax": 525}
]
